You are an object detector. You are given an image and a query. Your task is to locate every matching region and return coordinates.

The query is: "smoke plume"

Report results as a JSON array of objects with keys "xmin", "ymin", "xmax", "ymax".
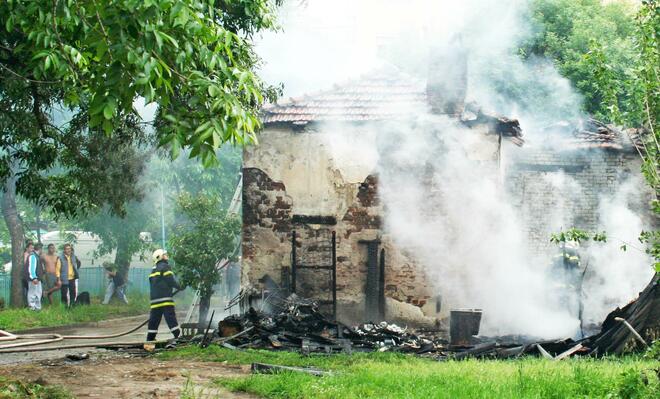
[{"xmin": 257, "ymin": 0, "xmax": 655, "ymax": 338}]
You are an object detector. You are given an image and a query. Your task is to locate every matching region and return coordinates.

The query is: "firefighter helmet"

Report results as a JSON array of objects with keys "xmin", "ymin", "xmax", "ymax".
[{"xmin": 152, "ymin": 249, "xmax": 167, "ymax": 264}]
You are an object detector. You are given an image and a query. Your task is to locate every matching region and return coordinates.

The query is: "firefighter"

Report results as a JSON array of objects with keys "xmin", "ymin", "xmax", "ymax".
[
  {"xmin": 551, "ymin": 240, "xmax": 582, "ymax": 318},
  {"xmin": 144, "ymin": 249, "xmax": 181, "ymax": 351}
]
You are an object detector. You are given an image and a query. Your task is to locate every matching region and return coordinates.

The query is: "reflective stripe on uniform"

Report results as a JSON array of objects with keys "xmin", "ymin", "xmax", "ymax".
[
  {"xmin": 170, "ymin": 326, "xmax": 181, "ymax": 332},
  {"xmin": 147, "ymin": 329, "xmax": 158, "ymax": 333},
  {"xmin": 150, "ymin": 301, "xmax": 175, "ymax": 309},
  {"xmin": 149, "ymin": 272, "xmax": 161, "ymax": 278},
  {"xmin": 163, "ymin": 271, "xmax": 173, "ymax": 276},
  {"xmin": 150, "ymin": 297, "xmax": 173, "ymax": 304}
]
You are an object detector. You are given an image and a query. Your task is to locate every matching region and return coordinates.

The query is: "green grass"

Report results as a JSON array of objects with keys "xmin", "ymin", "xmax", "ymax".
[
  {"xmin": 0, "ymin": 376, "xmax": 72, "ymax": 399},
  {"xmin": 162, "ymin": 346, "xmax": 660, "ymax": 399},
  {"xmin": 0, "ymin": 295, "xmax": 149, "ymax": 331}
]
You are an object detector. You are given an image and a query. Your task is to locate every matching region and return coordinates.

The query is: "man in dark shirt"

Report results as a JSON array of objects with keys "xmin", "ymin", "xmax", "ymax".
[{"xmin": 102, "ymin": 262, "xmax": 128, "ymax": 305}]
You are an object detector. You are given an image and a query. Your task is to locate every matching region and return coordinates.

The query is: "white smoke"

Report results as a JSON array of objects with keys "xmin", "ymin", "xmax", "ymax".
[
  {"xmin": 376, "ymin": 116, "xmax": 582, "ymax": 338},
  {"xmin": 257, "ymin": 0, "xmax": 655, "ymax": 338},
  {"xmin": 582, "ymin": 177, "xmax": 656, "ymax": 326}
]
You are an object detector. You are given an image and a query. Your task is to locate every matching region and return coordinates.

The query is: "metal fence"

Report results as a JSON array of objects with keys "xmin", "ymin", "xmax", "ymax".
[{"xmin": 0, "ymin": 267, "xmax": 152, "ymax": 305}]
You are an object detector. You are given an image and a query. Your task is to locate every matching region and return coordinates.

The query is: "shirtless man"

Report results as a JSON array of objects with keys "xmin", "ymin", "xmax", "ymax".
[{"xmin": 41, "ymin": 244, "xmax": 61, "ymax": 304}]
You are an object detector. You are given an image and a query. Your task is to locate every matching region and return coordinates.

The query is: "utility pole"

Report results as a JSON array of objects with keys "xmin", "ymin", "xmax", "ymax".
[{"xmin": 160, "ymin": 184, "xmax": 166, "ymax": 250}]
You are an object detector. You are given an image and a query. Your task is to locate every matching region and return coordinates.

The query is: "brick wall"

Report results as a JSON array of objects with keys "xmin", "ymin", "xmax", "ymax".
[{"xmin": 505, "ymin": 146, "xmax": 644, "ymax": 257}]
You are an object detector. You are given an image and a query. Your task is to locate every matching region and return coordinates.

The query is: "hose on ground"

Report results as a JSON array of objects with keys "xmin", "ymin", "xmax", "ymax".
[
  {"xmin": 0, "ymin": 339, "xmax": 169, "ymax": 354},
  {"xmin": 0, "ymin": 319, "xmax": 149, "ymax": 351},
  {"xmin": 0, "ymin": 334, "xmax": 63, "ymax": 350},
  {"xmin": 61, "ymin": 318, "xmax": 149, "ymax": 339}
]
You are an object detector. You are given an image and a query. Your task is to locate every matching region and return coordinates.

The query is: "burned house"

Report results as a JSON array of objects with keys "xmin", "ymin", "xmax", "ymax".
[{"xmin": 241, "ymin": 66, "xmax": 654, "ymax": 328}]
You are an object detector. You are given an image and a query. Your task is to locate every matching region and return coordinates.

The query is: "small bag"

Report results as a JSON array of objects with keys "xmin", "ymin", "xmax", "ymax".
[{"xmin": 75, "ymin": 291, "xmax": 90, "ymax": 306}]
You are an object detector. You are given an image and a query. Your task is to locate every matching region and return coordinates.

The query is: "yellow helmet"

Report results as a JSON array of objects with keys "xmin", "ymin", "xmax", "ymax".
[{"xmin": 152, "ymin": 249, "xmax": 167, "ymax": 264}]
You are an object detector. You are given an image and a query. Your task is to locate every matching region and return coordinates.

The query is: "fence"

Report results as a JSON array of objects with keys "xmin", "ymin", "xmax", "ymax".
[{"xmin": 0, "ymin": 267, "xmax": 152, "ymax": 305}]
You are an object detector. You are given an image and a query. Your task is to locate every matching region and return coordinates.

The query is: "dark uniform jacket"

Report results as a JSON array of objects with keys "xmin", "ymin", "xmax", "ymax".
[{"xmin": 149, "ymin": 260, "xmax": 181, "ymax": 309}]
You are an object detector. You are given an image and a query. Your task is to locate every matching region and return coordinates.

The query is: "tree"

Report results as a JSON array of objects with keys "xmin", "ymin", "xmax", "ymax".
[
  {"xmin": 524, "ymin": 0, "xmax": 644, "ymax": 125},
  {"xmin": 1, "ymin": 112, "xmax": 148, "ymax": 306},
  {"xmin": 631, "ymin": 0, "xmax": 659, "ymax": 271},
  {"xmin": 169, "ymin": 192, "xmax": 240, "ymax": 326},
  {"xmin": 1, "ymin": 0, "xmax": 281, "ymax": 306},
  {"xmin": 148, "ymin": 145, "xmax": 242, "ymax": 202},
  {"xmin": 76, "ymin": 201, "xmax": 155, "ymax": 278},
  {"xmin": 549, "ymin": 1, "xmax": 660, "ymax": 273},
  {"xmin": 2, "ymin": 0, "xmax": 281, "ymax": 163}
]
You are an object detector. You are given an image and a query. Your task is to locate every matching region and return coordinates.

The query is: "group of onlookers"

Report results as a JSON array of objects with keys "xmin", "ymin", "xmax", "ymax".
[
  {"xmin": 23, "ymin": 240, "xmax": 81, "ymax": 310},
  {"xmin": 22, "ymin": 239, "xmax": 130, "ymax": 310}
]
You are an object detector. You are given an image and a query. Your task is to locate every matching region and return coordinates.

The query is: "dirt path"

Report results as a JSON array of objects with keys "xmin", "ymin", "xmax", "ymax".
[
  {"xmin": 1, "ymin": 315, "xmax": 172, "ymax": 365},
  {"xmin": 0, "ymin": 355, "xmax": 257, "ymax": 398},
  {"xmin": 1, "ymin": 315, "xmax": 261, "ymax": 398}
]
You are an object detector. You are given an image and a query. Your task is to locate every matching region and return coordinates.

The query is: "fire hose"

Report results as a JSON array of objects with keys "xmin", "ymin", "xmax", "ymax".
[{"xmin": 0, "ymin": 319, "xmax": 152, "ymax": 353}]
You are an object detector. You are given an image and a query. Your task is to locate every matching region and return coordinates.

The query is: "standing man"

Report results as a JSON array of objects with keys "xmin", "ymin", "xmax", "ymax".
[
  {"xmin": 25, "ymin": 243, "xmax": 43, "ymax": 311},
  {"xmin": 145, "ymin": 249, "xmax": 181, "ymax": 351},
  {"xmin": 41, "ymin": 244, "xmax": 61, "ymax": 304},
  {"xmin": 102, "ymin": 262, "xmax": 129, "ymax": 305},
  {"xmin": 55, "ymin": 244, "xmax": 79, "ymax": 307},
  {"xmin": 22, "ymin": 240, "xmax": 33, "ymax": 303}
]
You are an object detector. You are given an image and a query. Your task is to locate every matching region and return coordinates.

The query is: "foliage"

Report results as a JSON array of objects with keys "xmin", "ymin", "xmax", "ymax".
[
  {"xmin": 161, "ymin": 347, "xmax": 660, "ymax": 399},
  {"xmin": 147, "ymin": 145, "xmax": 242, "ymax": 202},
  {"xmin": 60, "ymin": 146, "xmax": 241, "ymax": 277},
  {"xmin": 0, "ymin": 377, "xmax": 72, "ymax": 399},
  {"xmin": 0, "ymin": 295, "xmax": 148, "ymax": 331},
  {"xmin": 1, "ymin": 0, "xmax": 282, "ymax": 167},
  {"xmin": 525, "ymin": 0, "xmax": 644, "ymax": 125},
  {"xmin": 550, "ymin": 227, "xmax": 607, "ymax": 244},
  {"xmin": 168, "ymin": 192, "xmax": 240, "ymax": 321},
  {"xmin": 547, "ymin": 1, "xmax": 660, "ymax": 274},
  {"xmin": 0, "ymin": 110, "xmax": 149, "ymax": 219},
  {"xmin": 1, "ymin": 0, "xmax": 279, "ymax": 306},
  {"xmin": 74, "ymin": 201, "xmax": 155, "ymax": 272},
  {"xmin": 643, "ymin": 339, "xmax": 660, "ymax": 361},
  {"xmin": 632, "ymin": 1, "xmax": 660, "ymax": 274}
]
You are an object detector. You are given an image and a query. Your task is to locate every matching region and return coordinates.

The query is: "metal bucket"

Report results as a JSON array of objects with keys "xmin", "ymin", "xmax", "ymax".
[{"xmin": 450, "ymin": 309, "xmax": 482, "ymax": 346}]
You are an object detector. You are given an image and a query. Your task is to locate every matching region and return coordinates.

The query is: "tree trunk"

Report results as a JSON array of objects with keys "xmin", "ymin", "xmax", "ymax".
[
  {"xmin": 198, "ymin": 292, "xmax": 211, "ymax": 330},
  {"xmin": 2, "ymin": 176, "xmax": 25, "ymax": 307},
  {"xmin": 113, "ymin": 237, "xmax": 131, "ymax": 280}
]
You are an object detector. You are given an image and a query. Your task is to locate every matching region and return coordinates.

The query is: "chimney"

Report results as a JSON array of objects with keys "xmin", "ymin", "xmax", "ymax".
[{"xmin": 426, "ymin": 34, "xmax": 468, "ymax": 116}]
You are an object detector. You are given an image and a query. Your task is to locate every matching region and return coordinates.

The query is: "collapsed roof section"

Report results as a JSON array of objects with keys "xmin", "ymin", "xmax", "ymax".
[{"xmin": 565, "ymin": 118, "xmax": 647, "ymax": 152}]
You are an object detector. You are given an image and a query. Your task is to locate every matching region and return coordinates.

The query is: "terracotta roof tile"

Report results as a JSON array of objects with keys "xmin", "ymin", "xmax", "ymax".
[{"xmin": 261, "ymin": 70, "xmax": 429, "ymax": 125}]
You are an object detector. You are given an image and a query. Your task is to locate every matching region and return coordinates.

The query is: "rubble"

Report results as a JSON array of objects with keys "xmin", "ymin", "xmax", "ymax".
[
  {"xmin": 203, "ymin": 274, "xmax": 658, "ymax": 360},
  {"xmin": 212, "ymin": 294, "xmax": 443, "ymax": 355}
]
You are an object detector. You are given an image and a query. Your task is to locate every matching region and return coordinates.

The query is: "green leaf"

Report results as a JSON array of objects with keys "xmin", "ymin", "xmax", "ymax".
[
  {"xmin": 102, "ymin": 119, "xmax": 113, "ymax": 135},
  {"xmin": 103, "ymin": 98, "xmax": 117, "ymax": 120}
]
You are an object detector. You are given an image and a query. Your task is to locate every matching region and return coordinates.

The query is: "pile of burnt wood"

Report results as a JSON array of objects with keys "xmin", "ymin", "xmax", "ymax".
[
  {"xmin": 210, "ymin": 274, "xmax": 658, "ymax": 360},
  {"xmin": 215, "ymin": 295, "xmax": 442, "ymax": 355}
]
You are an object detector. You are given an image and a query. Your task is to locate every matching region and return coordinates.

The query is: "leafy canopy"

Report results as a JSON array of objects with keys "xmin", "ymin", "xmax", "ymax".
[
  {"xmin": 2, "ymin": 0, "xmax": 281, "ymax": 169},
  {"xmin": 525, "ymin": 0, "xmax": 645, "ymax": 125}
]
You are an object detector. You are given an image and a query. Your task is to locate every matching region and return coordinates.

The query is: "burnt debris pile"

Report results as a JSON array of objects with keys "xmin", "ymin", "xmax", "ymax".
[
  {"xmin": 205, "ymin": 274, "xmax": 658, "ymax": 360},
  {"xmin": 214, "ymin": 294, "xmax": 441, "ymax": 355}
]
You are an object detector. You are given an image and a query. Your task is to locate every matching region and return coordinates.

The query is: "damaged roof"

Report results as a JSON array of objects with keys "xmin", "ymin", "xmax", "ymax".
[
  {"xmin": 261, "ymin": 69, "xmax": 526, "ymax": 144},
  {"xmin": 261, "ymin": 70, "xmax": 428, "ymax": 125},
  {"xmin": 262, "ymin": 71, "xmax": 643, "ymax": 151},
  {"xmin": 556, "ymin": 118, "xmax": 646, "ymax": 151}
]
